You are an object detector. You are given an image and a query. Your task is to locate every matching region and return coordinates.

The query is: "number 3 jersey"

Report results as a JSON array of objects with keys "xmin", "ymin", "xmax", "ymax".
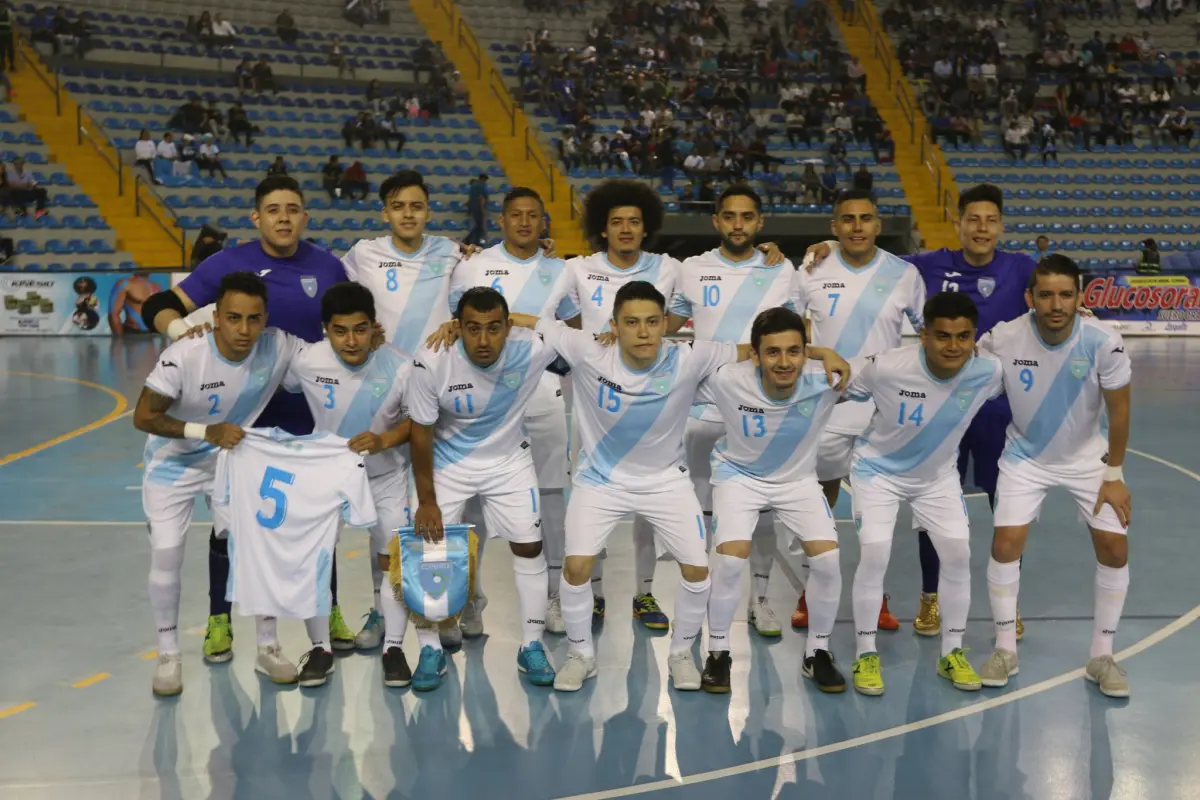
[{"xmin": 213, "ymin": 429, "xmax": 377, "ymax": 619}]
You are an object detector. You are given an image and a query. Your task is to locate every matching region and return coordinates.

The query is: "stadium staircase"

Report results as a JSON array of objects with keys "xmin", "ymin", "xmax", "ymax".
[
  {"xmin": 829, "ymin": 0, "xmax": 958, "ymax": 250},
  {"xmin": 408, "ymin": 0, "xmax": 590, "ymax": 255},
  {"xmin": 10, "ymin": 39, "xmax": 186, "ymax": 266}
]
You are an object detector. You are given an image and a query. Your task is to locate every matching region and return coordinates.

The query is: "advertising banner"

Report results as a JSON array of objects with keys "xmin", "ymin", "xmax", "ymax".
[
  {"xmin": 1, "ymin": 271, "xmax": 170, "ymax": 336},
  {"xmin": 1082, "ymin": 271, "xmax": 1200, "ymax": 336}
]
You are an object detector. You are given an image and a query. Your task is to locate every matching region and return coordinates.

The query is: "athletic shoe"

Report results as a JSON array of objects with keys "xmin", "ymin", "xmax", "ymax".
[
  {"xmin": 852, "ymin": 652, "xmax": 884, "ymax": 696},
  {"xmin": 1085, "ymin": 655, "xmax": 1130, "ymax": 698},
  {"xmin": 592, "ymin": 596, "xmax": 606, "ymax": 627},
  {"xmin": 329, "ymin": 605, "xmax": 356, "ymax": 651},
  {"xmin": 791, "ymin": 592, "xmax": 809, "ymax": 629},
  {"xmin": 748, "ymin": 601, "xmax": 783, "ymax": 637},
  {"xmin": 152, "ymin": 652, "xmax": 183, "ymax": 697},
  {"xmin": 979, "ymin": 648, "xmax": 1020, "ymax": 688},
  {"xmin": 254, "ymin": 644, "xmax": 298, "ymax": 684},
  {"xmin": 355, "ymin": 608, "xmax": 384, "ymax": 650},
  {"xmin": 668, "ymin": 651, "xmax": 702, "ymax": 691},
  {"xmin": 554, "ymin": 651, "xmax": 597, "ymax": 692},
  {"xmin": 382, "ymin": 647, "xmax": 412, "ymax": 688},
  {"xmin": 913, "ymin": 592, "xmax": 941, "ymax": 637},
  {"xmin": 1016, "ymin": 607, "xmax": 1025, "ymax": 641},
  {"xmin": 460, "ymin": 595, "xmax": 486, "ymax": 639},
  {"xmin": 937, "ymin": 647, "xmax": 982, "ymax": 691},
  {"xmin": 440, "ymin": 623, "xmax": 463, "ymax": 650},
  {"xmin": 878, "ymin": 594, "xmax": 900, "ymax": 631},
  {"xmin": 203, "ymin": 613, "xmax": 234, "ymax": 663},
  {"xmin": 802, "ymin": 650, "xmax": 846, "ymax": 693},
  {"xmin": 701, "ymin": 651, "xmax": 732, "ymax": 694},
  {"xmin": 545, "ymin": 595, "xmax": 566, "ymax": 634},
  {"xmin": 517, "ymin": 641, "xmax": 556, "ymax": 686},
  {"xmin": 412, "ymin": 646, "xmax": 447, "ymax": 692},
  {"xmin": 297, "ymin": 647, "xmax": 335, "ymax": 688},
  {"xmin": 633, "ymin": 594, "xmax": 669, "ymax": 630}
]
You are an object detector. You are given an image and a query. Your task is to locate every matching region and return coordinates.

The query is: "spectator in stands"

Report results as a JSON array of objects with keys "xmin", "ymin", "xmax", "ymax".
[
  {"xmin": 276, "ymin": 10, "xmax": 298, "ymax": 45},
  {"xmin": 201, "ymin": 102, "xmax": 226, "ymax": 141},
  {"xmin": 1137, "ymin": 238, "xmax": 1161, "ymax": 274},
  {"xmin": 852, "ymin": 163, "xmax": 872, "ymax": 193},
  {"xmin": 341, "ymin": 161, "xmax": 369, "ymax": 201},
  {"xmin": 175, "ymin": 134, "xmax": 198, "ymax": 176},
  {"xmin": 1003, "ymin": 121, "xmax": 1029, "ymax": 162},
  {"xmin": 5, "ymin": 157, "xmax": 48, "ymax": 218},
  {"xmin": 156, "ymin": 132, "xmax": 177, "ymax": 164},
  {"xmin": 234, "ymin": 58, "xmax": 254, "ymax": 94},
  {"xmin": 1041, "ymin": 120, "xmax": 1059, "ymax": 165},
  {"xmin": 196, "ymin": 11, "xmax": 213, "ymax": 44},
  {"xmin": 413, "ymin": 41, "xmax": 435, "ymax": 84},
  {"xmin": 0, "ymin": 0, "xmax": 14, "ymax": 72},
  {"xmin": 190, "ymin": 224, "xmax": 227, "ymax": 267},
  {"xmin": 267, "ymin": 156, "xmax": 288, "ymax": 177},
  {"xmin": 1164, "ymin": 106, "xmax": 1193, "ymax": 145},
  {"xmin": 196, "ymin": 134, "xmax": 227, "ymax": 180},
  {"xmin": 1035, "ymin": 235, "xmax": 1052, "ymax": 261},
  {"xmin": 819, "ymin": 162, "xmax": 839, "ymax": 202},
  {"xmin": 322, "ymin": 155, "xmax": 344, "ymax": 199},
  {"xmin": 253, "ymin": 56, "xmax": 278, "ymax": 94},
  {"xmin": 209, "ymin": 13, "xmax": 237, "ymax": 51},
  {"xmin": 227, "ymin": 101, "xmax": 255, "ymax": 146},
  {"xmin": 465, "ymin": 173, "xmax": 489, "ymax": 246},
  {"xmin": 169, "ymin": 97, "xmax": 206, "ymax": 134},
  {"xmin": 328, "ymin": 36, "xmax": 356, "ymax": 79},
  {"xmin": 133, "ymin": 129, "xmax": 162, "ymax": 185},
  {"xmin": 376, "ymin": 112, "xmax": 405, "ymax": 153}
]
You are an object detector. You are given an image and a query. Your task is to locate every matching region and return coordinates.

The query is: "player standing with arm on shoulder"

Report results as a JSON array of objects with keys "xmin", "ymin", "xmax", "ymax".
[{"xmin": 976, "ymin": 255, "xmax": 1134, "ymax": 698}]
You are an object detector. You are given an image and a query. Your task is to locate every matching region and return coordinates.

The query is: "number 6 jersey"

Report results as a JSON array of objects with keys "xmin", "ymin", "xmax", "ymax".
[{"xmin": 213, "ymin": 428, "xmax": 377, "ymax": 619}]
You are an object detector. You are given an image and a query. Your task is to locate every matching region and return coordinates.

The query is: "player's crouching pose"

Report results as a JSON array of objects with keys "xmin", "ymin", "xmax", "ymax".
[
  {"xmin": 408, "ymin": 287, "xmax": 561, "ymax": 692},
  {"xmin": 135, "ymin": 272, "xmax": 305, "ymax": 696}
]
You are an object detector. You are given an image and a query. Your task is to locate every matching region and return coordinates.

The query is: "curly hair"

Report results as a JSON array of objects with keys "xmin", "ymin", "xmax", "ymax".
[{"xmin": 583, "ymin": 179, "xmax": 665, "ymax": 251}]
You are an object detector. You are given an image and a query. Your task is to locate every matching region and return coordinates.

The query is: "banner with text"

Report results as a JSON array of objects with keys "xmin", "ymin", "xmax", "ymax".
[
  {"xmin": 1, "ymin": 271, "xmax": 170, "ymax": 336},
  {"xmin": 1082, "ymin": 271, "xmax": 1200, "ymax": 336}
]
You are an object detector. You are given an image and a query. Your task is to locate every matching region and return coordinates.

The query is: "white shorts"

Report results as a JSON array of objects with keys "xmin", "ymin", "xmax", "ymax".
[
  {"xmin": 437, "ymin": 458, "xmax": 542, "ymax": 544},
  {"xmin": 713, "ymin": 476, "xmax": 837, "ymax": 549},
  {"xmin": 565, "ymin": 475, "xmax": 708, "ymax": 567},
  {"xmin": 852, "ymin": 471, "xmax": 970, "ymax": 546},
  {"xmin": 368, "ymin": 467, "xmax": 412, "ymax": 555},
  {"xmin": 143, "ymin": 454, "xmax": 223, "ymax": 549},
  {"xmin": 994, "ymin": 456, "xmax": 1125, "ymax": 533},
  {"xmin": 525, "ymin": 406, "xmax": 569, "ymax": 491},
  {"xmin": 684, "ymin": 416, "xmax": 723, "ymax": 511},
  {"xmin": 816, "ymin": 429, "xmax": 856, "ymax": 483}
]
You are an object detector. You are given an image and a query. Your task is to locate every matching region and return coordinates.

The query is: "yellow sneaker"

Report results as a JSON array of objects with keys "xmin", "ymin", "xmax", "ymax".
[
  {"xmin": 938, "ymin": 647, "xmax": 982, "ymax": 691},
  {"xmin": 1015, "ymin": 607, "xmax": 1025, "ymax": 641},
  {"xmin": 852, "ymin": 652, "xmax": 885, "ymax": 696},
  {"xmin": 913, "ymin": 592, "xmax": 940, "ymax": 637}
]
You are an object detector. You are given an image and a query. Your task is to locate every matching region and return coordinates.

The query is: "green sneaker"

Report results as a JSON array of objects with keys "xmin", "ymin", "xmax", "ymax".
[
  {"xmin": 203, "ymin": 613, "xmax": 234, "ymax": 663},
  {"xmin": 938, "ymin": 647, "xmax": 982, "ymax": 691},
  {"xmin": 852, "ymin": 652, "xmax": 884, "ymax": 696},
  {"xmin": 329, "ymin": 605, "xmax": 356, "ymax": 651}
]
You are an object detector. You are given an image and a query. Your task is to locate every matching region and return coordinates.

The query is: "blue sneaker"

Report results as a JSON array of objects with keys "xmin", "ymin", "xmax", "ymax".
[
  {"xmin": 412, "ymin": 646, "xmax": 447, "ymax": 692},
  {"xmin": 592, "ymin": 596, "xmax": 606, "ymax": 627},
  {"xmin": 633, "ymin": 594, "xmax": 670, "ymax": 630},
  {"xmin": 517, "ymin": 642, "xmax": 556, "ymax": 686}
]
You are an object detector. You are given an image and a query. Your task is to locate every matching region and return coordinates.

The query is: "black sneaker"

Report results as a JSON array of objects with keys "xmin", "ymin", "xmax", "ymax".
[
  {"xmin": 383, "ymin": 646, "xmax": 412, "ymax": 688},
  {"xmin": 802, "ymin": 649, "xmax": 847, "ymax": 693},
  {"xmin": 297, "ymin": 647, "xmax": 335, "ymax": 688},
  {"xmin": 701, "ymin": 651, "xmax": 732, "ymax": 694}
]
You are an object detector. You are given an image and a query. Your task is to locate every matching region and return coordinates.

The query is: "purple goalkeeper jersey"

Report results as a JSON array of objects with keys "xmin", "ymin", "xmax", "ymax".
[{"xmin": 903, "ymin": 248, "xmax": 1037, "ymax": 339}]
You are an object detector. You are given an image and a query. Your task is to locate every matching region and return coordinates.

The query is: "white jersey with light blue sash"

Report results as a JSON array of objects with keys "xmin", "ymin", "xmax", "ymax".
[
  {"xmin": 982, "ymin": 313, "xmax": 1131, "ymax": 467},
  {"xmin": 565, "ymin": 250, "xmax": 682, "ymax": 333},
  {"xmin": 535, "ymin": 318, "xmax": 738, "ymax": 491},
  {"xmin": 142, "ymin": 329, "xmax": 303, "ymax": 487},
  {"xmin": 697, "ymin": 361, "xmax": 843, "ymax": 486},
  {"xmin": 282, "ymin": 341, "xmax": 411, "ymax": 478},
  {"xmin": 341, "ymin": 234, "xmax": 463, "ymax": 356},
  {"xmin": 449, "ymin": 242, "xmax": 579, "ymax": 321},
  {"xmin": 795, "ymin": 247, "xmax": 926, "ymax": 434},
  {"xmin": 846, "ymin": 344, "xmax": 1004, "ymax": 488},
  {"xmin": 407, "ymin": 327, "xmax": 561, "ymax": 479}
]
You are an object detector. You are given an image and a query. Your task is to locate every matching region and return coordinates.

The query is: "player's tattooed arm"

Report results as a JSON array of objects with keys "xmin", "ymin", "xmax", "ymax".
[{"xmin": 133, "ymin": 387, "xmax": 187, "ymax": 439}]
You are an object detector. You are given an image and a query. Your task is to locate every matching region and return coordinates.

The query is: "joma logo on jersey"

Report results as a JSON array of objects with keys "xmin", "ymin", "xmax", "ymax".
[
  {"xmin": 598, "ymin": 376, "xmax": 622, "ymax": 391},
  {"xmin": 377, "ymin": 261, "xmax": 403, "ymax": 269},
  {"xmin": 1012, "ymin": 359, "xmax": 1039, "ymax": 367},
  {"xmin": 586, "ymin": 274, "xmax": 611, "ymax": 282},
  {"xmin": 484, "ymin": 269, "xmax": 508, "ymax": 277},
  {"xmin": 315, "ymin": 376, "xmax": 340, "ymax": 385},
  {"xmin": 822, "ymin": 281, "xmax": 846, "ymax": 289},
  {"xmin": 700, "ymin": 275, "xmax": 723, "ymax": 282},
  {"xmin": 899, "ymin": 389, "xmax": 926, "ymax": 398},
  {"xmin": 200, "ymin": 381, "xmax": 226, "ymax": 391},
  {"xmin": 448, "ymin": 383, "xmax": 474, "ymax": 392},
  {"xmin": 738, "ymin": 404, "xmax": 765, "ymax": 414}
]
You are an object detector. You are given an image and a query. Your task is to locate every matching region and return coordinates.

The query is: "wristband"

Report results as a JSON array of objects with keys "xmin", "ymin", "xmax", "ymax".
[
  {"xmin": 1104, "ymin": 465, "xmax": 1124, "ymax": 482},
  {"xmin": 166, "ymin": 318, "xmax": 191, "ymax": 341},
  {"xmin": 183, "ymin": 422, "xmax": 207, "ymax": 441}
]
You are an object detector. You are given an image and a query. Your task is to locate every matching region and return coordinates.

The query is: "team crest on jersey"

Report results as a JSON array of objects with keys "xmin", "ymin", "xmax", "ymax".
[
  {"xmin": 503, "ymin": 371, "xmax": 522, "ymax": 389},
  {"xmin": 253, "ymin": 366, "xmax": 270, "ymax": 385},
  {"xmin": 752, "ymin": 271, "xmax": 767, "ymax": 287},
  {"xmin": 651, "ymin": 377, "xmax": 671, "ymax": 394},
  {"xmin": 370, "ymin": 380, "xmax": 388, "ymax": 398},
  {"xmin": 419, "ymin": 561, "xmax": 452, "ymax": 600},
  {"xmin": 955, "ymin": 389, "xmax": 974, "ymax": 410},
  {"xmin": 537, "ymin": 269, "xmax": 553, "ymax": 285},
  {"xmin": 797, "ymin": 400, "xmax": 815, "ymax": 417},
  {"xmin": 874, "ymin": 280, "xmax": 893, "ymax": 294},
  {"xmin": 1070, "ymin": 358, "xmax": 1090, "ymax": 379},
  {"xmin": 301, "ymin": 276, "xmax": 318, "ymax": 298},
  {"xmin": 853, "ymin": 512, "xmax": 862, "ymax": 531},
  {"xmin": 977, "ymin": 277, "xmax": 996, "ymax": 298}
]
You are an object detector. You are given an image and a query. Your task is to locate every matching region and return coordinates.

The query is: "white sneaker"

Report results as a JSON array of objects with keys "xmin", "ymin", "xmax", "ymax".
[
  {"xmin": 460, "ymin": 595, "xmax": 487, "ymax": 639},
  {"xmin": 545, "ymin": 595, "xmax": 566, "ymax": 634},
  {"xmin": 668, "ymin": 651, "xmax": 702, "ymax": 691},
  {"xmin": 1085, "ymin": 655, "xmax": 1130, "ymax": 698},
  {"xmin": 152, "ymin": 652, "xmax": 183, "ymax": 697},
  {"xmin": 254, "ymin": 644, "xmax": 298, "ymax": 684},
  {"xmin": 748, "ymin": 601, "xmax": 783, "ymax": 637},
  {"xmin": 554, "ymin": 651, "xmax": 597, "ymax": 692}
]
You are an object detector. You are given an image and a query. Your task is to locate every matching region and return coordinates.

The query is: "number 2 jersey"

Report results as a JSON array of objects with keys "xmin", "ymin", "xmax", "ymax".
[
  {"xmin": 142, "ymin": 330, "xmax": 303, "ymax": 487},
  {"xmin": 981, "ymin": 313, "xmax": 1131, "ymax": 467},
  {"xmin": 213, "ymin": 428, "xmax": 377, "ymax": 619}
]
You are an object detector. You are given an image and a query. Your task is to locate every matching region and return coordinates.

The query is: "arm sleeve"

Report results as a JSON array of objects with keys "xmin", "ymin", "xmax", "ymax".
[
  {"xmin": 144, "ymin": 344, "xmax": 186, "ymax": 398},
  {"xmin": 175, "ymin": 254, "xmax": 229, "ymax": 309},
  {"xmin": 211, "ymin": 449, "xmax": 232, "ymax": 510},
  {"xmin": 447, "ymin": 260, "xmax": 468, "ymax": 315},
  {"xmin": 405, "ymin": 351, "xmax": 442, "ymax": 426},
  {"xmin": 534, "ymin": 317, "xmax": 591, "ymax": 366},
  {"xmin": 1097, "ymin": 329, "xmax": 1132, "ymax": 390},
  {"xmin": 843, "ymin": 355, "xmax": 877, "ymax": 402},
  {"xmin": 791, "ymin": 269, "xmax": 810, "ymax": 313},
  {"xmin": 905, "ymin": 268, "xmax": 926, "ymax": 332},
  {"xmin": 978, "ymin": 330, "xmax": 997, "ymax": 356},
  {"xmin": 667, "ymin": 283, "xmax": 694, "ymax": 319},
  {"xmin": 695, "ymin": 372, "xmax": 720, "ymax": 406},
  {"xmin": 690, "ymin": 340, "xmax": 740, "ymax": 380},
  {"xmin": 340, "ymin": 244, "xmax": 360, "ymax": 281},
  {"xmin": 987, "ymin": 358, "xmax": 1006, "ymax": 400},
  {"xmin": 280, "ymin": 343, "xmax": 307, "ymax": 393}
]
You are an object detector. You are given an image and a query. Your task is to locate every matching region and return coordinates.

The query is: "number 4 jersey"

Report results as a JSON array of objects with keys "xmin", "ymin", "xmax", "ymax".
[{"xmin": 213, "ymin": 429, "xmax": 377, "ymax": 619}]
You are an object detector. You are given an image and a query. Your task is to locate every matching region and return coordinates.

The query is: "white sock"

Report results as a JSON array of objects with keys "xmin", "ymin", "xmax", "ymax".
[
  {"xmin": 256, "ymin": 615, "xmax": 278, "ymax": 647},
  {"xmin": 931, "ymin": 535, "xmax": 971, "ymax": 656},
  {"xmin": 671, "ymin": 577, "xmax": 712, "ymax": 654},
  {"xmin": 370, "ymin": 555, "xmax": 383, "ymax": 611},
  {"xmin": 749, "ymin": 513, "xmax": 775, "ymax": 602},
  {"xmin": 987, "ymin": 557, "xmax": 1021, "ymax": 653},
  {"xmin": 513, "ymin": 553, "xmax": 549, "ymax": 645},
  {"xmin": 1091, "ymin": 563, "xmax": 1130, "ymax": 659},
  {"xmin": 804, "ymin": 549, "xmax": 842, "ymax": 658},
  {"xmin": 853, "ymin": 540, "xmax": 892, "ymax": 657},
  {"xmin": 148, "ymin": 545, "xmax": 184, "ymax": 655},
  {"xmin": 379, "ymin": 574, "xmax": 408, "ymax": 649},
  {"xmin": 560, "ymin": 576, "xmax": 595, "ymax": 659},
  {"xmin": 633, "ymin": 515, "xmax": 658, "ymax": 597},
  {"xmin": 707, "ymin": 553, "xmax": 744, "ymax": 652},
  {"xmin": 590, "ymin": 555, "xmax": 605, "ymax": 599},
  {"xmin": 305, "ymin": 616, "xmax": 331, "ymax": 652},
  {"xmin": 416, "ymin": 627, "xmax": 443, "ymax": 652},
  {"xmin": 540, "ymin": 490, "xmax": 566, "ymax": 598}
]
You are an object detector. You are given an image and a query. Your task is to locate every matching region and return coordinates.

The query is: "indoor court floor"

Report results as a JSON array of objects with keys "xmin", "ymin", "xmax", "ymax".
[{"xmin": 0, "ymin": 335, "xmax": 1197, "ymax": 800}]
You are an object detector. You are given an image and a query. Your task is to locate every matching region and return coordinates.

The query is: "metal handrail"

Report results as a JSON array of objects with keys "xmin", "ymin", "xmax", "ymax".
[
  {"xmin": 569, "ymin": 183, "xmax": 583, "ymax": 221},
  {"xmin": 488, "ymin": 68, "xmax": 516, "ymax": 137},
  {"xmin": 17, "ymin": 35, "xmax": 61, "ymax": 116},
  {"xmin": 855, "ymin": 1, "xmax": 892, "ymax": 87},
  {"xmin": 76, "ymin": 104, "xmax": 124, "ymax": 196},
  {"xmin": 523, "ymin": 126, "xmax": 554, "ymax": 202},
  {"xmin": 457, "ymin": 18, "xmax": 482, "ymax": 80},
  {"xmin": 895, "ymin": 79, "xmax": 916, "ymax": 144},
  {"xmin": 134, "ymin": 175, "xmax": 188, "ymax": 267}
]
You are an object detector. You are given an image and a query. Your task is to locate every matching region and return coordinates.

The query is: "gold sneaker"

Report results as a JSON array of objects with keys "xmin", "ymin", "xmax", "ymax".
[
  {"xmin": 1015, "ymin": 607, "xmax": 1025, "ymax": 641},
  {"xmin": 913, "ymin": 592, "xmax": 940, "ymax": 637}
]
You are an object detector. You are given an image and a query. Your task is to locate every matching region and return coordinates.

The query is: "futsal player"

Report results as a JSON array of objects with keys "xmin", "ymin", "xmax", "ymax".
[
  {"xmin": 139, "ymin": 176, "xmax": 362, "ymax": 659},
  {"xmin": 976, "ymin": 255, "xmax": 1133, "ymax": 698},
  {"xmin": 696, "ymin": 307, "xmax": 850, "ymax": 694},
  {"xmin": 842, "ymin": 292, "xmax": 1004, "ymax": 696},
  {"xmin": 135, "ymin": 272, "xmax": 305, "ymax": 695},
  {"xmin": 791, "ymin": 189, "xmax": 926, "ymax": 633},
  {"xmin": 665, "ymin": 185, "xmax": 801, "ymax": 638},
  {"xmin": 409, "ymin": 287, "xmax": 562, "ymax": 691}
]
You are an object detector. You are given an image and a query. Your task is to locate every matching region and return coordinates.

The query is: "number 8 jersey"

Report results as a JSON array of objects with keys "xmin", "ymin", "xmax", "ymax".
[{"xmin": 213, "ymin": 429, "xmax": 377, "ymax": 619}]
